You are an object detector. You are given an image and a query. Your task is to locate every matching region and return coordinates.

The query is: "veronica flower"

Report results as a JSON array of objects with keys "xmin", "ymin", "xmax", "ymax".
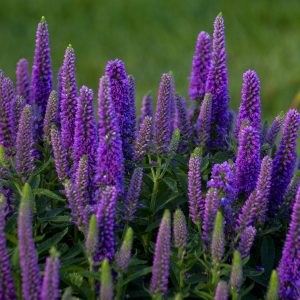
[
  {"xmin": 100, "ymin": 259, "xmax": 114, "ymax": 300},
  {"xmin": 127, "ymin": 75, "xmax": 137, "ymax": 150},
  {"xmin": 237, "ymin": 226, "xmax": 256, "ymax": 258},
  {"xmin": 13, "ymin": 95, "xmax": 25, "ymax": 131},
  {"xmin": 189, "ymin": 31, "xmax": 211, "ymax": 101},
  {"xmin": 202, "ymin": 187, "xmax": 219, "ymax": 245},
  {"xmin": 18, "ymin": 183, "xmax": 41, "ymax": 300},
  {"xmin": 174, "ymin": 95, "xmax": 192, "ymax": 153},
  {"xmin": 0, "ymin": 194, "xmax": 16, "ymax": 300},
  {"xmin": 16, "ymin": 58, "xmax": 31, "ymax": 104},
  {"xmin": 31, "ymin": 17, "xmax": 53, "ymax": 137},
  {"xmin": 41, "ymin": 249, "xmax": 60, "ymax": 300},
  {"xmin": 94, "ymin": 186, "xmax": 118, "ymax": 263},
  {"xmin": 266, "ymin": 270, "xmax": 279, "ymax": 300},
  {"xmin": 43, "ymin": 90, "xmax": 59, "ymax": 141},
  {"xmin": 105, "ymin": 59, "xmax": 134, "ymax": 163},
  {"xmin": 51, "ymin": 126, "xmax": 69, "ymax": 182},
  {"xmin": 277, "ymin": 185, "xmax": 300, "ymax": 299},
  {"xmin": 196, "ymin": 93, "xmax": 212, "ymax": 147},
  {"xmin": 265, "ymin": 114, "xmax": 284, "ymax": 148},
  {"xmin": 60, "ymin": 45, "xmax": 77, "ymax": 152},
  {"xmin": 211, "ymin": 211, "xmax": 225, "ymax": 264},
  {"xmin": 0, "ymin": 74, "xmax": 14, "ymax": 155},
  {"xmin": 73, "ymin": 155, "xmax": 90, "ymax": 229},
  {"xmin": 154, "ymin": 73, "xmax": 174, "ymax": 153},
  {"xmin": 269, "ymin": 109, "xmax": 300, "ymax": 214},
  {"xmin": 230, "ymin": 251, "xmax": 243, "ymax": 294},
  {"xmin": 116, "ymin": 227, "xmax": 133, "ymax": 271},
  {"xmin": 236, "ymin": 70, "xmax": 261, "ymax": 137},
  {"xmin": 96, "ymin": 76, "xmax": 124, "ymax": 193},
  {"xmin": 15, "ymin": 105, "xmax": 35, "ymax": 180},
  {"xmin": 73, "ymin": 85, "xmax": 97, "ymax": 178},
  {"xmin": 173, "ymin": 208, "xmax": 187, "ymax": 250},
  {"xmin": 150, "ymin": 210, "xmax": 171, "ymax": 297},
  {"xmin": 208, "ymin": 161, "xmax": 236, "ymax": 200},
  {"xmin": 85, "ymin": 215, "xmax": 98, "ymax": 258},
  {"xmin": 134, "ymin": 116, "xmax": 152, "ymax": 162},
  {"xmin": 214, "ymin": 281, "xmax": 228, "ymax": 300},
  {"xmin": 237, "ymin": 156, "xmax": 272, "ymax": 229},
  {"xmin": 188, "ymin": 147, "xmax": 204, "ymax": 225},
  {"xmin": 205, "ymin": 14, "xmax": 230, "ymax": 148},
  {"xmin": 138, "ymin": 92, "xmax": 153, "ymax": 127},
  {"xmin": 123, "ymin": 167, "xmax": 143, "ymax": 221},
  {"xmin": 236, "ymin": 125, "xmax": 260, "ymax": 196}
]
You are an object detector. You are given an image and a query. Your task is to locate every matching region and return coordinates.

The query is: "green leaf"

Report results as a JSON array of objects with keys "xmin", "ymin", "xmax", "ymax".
[
  {"xmin": 28, "ymin": 158, "xmax": 52, "ymax": 183},
  {"xmin": 33, "ymin": 188, "xmax": 65, "ymax": 202},
  {"xmin": 121, "ymin": 266, "xmax": 152, "ymax": 286},
  {"xmin": 37, "ymin": 227, "xmax": 68, "ymax": 254},
  {"xmin": 260, "ymin": 236, "xmax": 275, "ymax": 278},
  {"xmin": 162, "ymin": 177, "xmax": 178, "ymax": 192}
]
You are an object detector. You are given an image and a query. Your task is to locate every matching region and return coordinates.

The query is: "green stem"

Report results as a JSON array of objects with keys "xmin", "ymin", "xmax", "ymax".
[
  {"xmin": 178, "ymin": 248, "xmax": 185, "ymax": 291},
  {"xmin": 115, "ymin": 273, "xmax": 123, "ymax": 300},
  {"xmin": 232, "ymin": 290, "xmax": 238, "ymax": 300},
  {"xmin": 88, "ymin": 257, "xmax": 95, "ymax": 300}
]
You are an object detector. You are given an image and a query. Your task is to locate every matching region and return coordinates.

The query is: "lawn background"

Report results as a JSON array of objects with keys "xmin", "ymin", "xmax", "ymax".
[{"xmin": 1, "ymin": 0, "xmax": 300, "ymax": 120}]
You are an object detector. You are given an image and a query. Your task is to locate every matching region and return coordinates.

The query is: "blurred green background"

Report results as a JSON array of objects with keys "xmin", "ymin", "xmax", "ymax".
[{"xmin": 1, "ymin": 0, "xmax": 300, "ymax": 120}]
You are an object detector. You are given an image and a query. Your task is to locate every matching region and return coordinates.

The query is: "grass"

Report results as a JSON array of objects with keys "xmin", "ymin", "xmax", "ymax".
[{"xmin": 1, "ymin": 0, "xmax": 300, "ymax": 119}]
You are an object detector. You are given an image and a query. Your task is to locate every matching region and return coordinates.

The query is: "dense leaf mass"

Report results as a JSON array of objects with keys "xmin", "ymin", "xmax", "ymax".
[{"xmin": 0, "ymin": 14, "xmax": 299, "ymax": 300}]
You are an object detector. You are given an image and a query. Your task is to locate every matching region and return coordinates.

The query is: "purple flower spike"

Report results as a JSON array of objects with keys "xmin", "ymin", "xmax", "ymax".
[
  {"xmin": 189, "ymin": 31, "xmax": 211, "ymax": 101},
  {"xmin": 116, "ymin": 227, "xmax": 133, "ymax": 271},
  {"xmin": 237, "ymin": 225, "xmax": 256, "ymax": 259},
  {"xmin": 16, "ymin": 58, "xmax": 31, "ymax": 104},
  {"xmin": 237, "ymin": 156, "xmax": 272, "ymax": 229},
  {"xmin": 0, "ymin": 195, "xmax": 16, "ymax": 300},
  {"xmin": 236, "ymin": 125, "xmax": 260, "ymax": 196},
  {"xmin": 43, "ymin": 90, "xmax": 59, "ymax": 141},
  {"xmin": 5, "ymin": 77, "xmax": 17, "ymax": 141},
  {"xmin": 31, "ymin": 17, "xmax": 53, "ymax": 137},
  {"xmin": 60, "ymin": 45, "xmax": 77, "ymax": 152},
  {"xmin": 174, "ymin": 95, "xmax": 192, "ymax": 153},
  {"xmin": 105, "ymin": 59, "xmax": 134, "ymax": 164},
  {"xmin": 205, "ymin": 14, "xmax": 230, "ymax": 148},
  {"xmin": 127, "ymin": 75, "xmax": 137, "ymax": 148},
  {"xmin": 73, "ymin": 85, "xmax": 97, "ymax": 178},
  {"xmin": 196, "ymin": 93, "xmax": 212, "ymax": 148},
  {"xmin": 265, "ymin": 114, "xmax": 284, "ymax": 148},
  {"xmin": 208, "ymin": 161, "xmax": 237, "ymax": 200},
  {"xmin": 124, "ymin": 167, "xmax": 143, "ymax": 221},
  {"xmin": 150, "ymin": 210, "xmax": 171, "ymax": 297},
  {"xmin": 94, "ymin": 186, "xmax": 118, "ymax": 263},
  {"xmin": 138, "ymin": 92, "xmax": 153, "ymax": 127},
  {"xmin": 51, "ymin": 126, "xmax": 69, "ymax": 182},
  {"xmin": 173, "ymin": 208, "xmax": 188, "ymax": 250},
  {"xmin": 202, "ymin": 187, "xmax": 219, "ymax": 245},
  {"xmin": 214, "ymin": 281, "xmax": 228, "ymax": 300},
  {"xmin": 236, "ymin": 70, "xmax": 261, "ymax": 137},
  {"xmin": 277, "ymin": 185, "xmax": 300, "ymax": 299},
  {"xmin": 100, "ymin": 259, "xmax": 114, "ymax": 300},
  {"xmin": 18, "ymin": 183, "xmax": 41, "ymax": 300},
  {"xmin": 74, "ymin": 155, "xmax": 90, "ymax": 230},
  {"xmin": 15, "ymin": 105, "xmax": 35, "ymax": 180},
  {"xmin": 154, "ymin": 73, "xmax": 175, "ymax": 153},
  {"xmin": 211, "ymin": 211, "xmax": 225, "ymax": 264},
  {"xmin": 188, "ymin": 148, "xmax": 204, "ymax": 225},
  {"xmin": 269, "ymin": 109, "xmax": 300, "ymax": 214},
  {"xmin": 13, "ymin": 95, "xmax": 26, "ymax": 131},
  {"xmin": 0, "ymin": 74, "xmax": 14, "ymax": 155},
  {"xmin": 135, "ymin": 116, "xmax": 152, "ymax": 162},
  {"xmin": 96, "ymin": 76, "xmax": 124, "ymax": 193},
  {"xmin": 41, "ymin": 249, "xmax": 60, "ymax": 300}
]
